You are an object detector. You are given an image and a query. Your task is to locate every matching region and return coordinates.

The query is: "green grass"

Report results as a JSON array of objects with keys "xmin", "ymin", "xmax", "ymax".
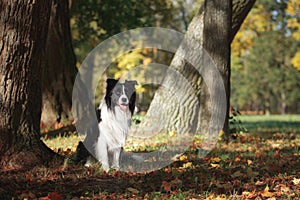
[
  {"xmin": 237, "ymin": 114, "xmax": 300, "ymax": 135},
  {"xmin": 42, "ymin": 114, "xmax": 300, "ymax": 154},
  {"xmin": 33, "ymin": 114, "xmax": 300, "ymax": 199}
]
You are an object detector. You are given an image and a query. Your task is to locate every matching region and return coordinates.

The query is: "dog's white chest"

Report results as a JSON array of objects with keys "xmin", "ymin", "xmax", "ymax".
[{"xmin": 98, "ymin": 104, "xmax": 131, "ymax": 149}]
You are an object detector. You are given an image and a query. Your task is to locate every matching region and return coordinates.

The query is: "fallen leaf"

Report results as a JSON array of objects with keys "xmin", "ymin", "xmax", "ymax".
[
  {"xmin": 179, "ymin": 155, "xmax": 187, "ymax": 161},
  {"xmin": 218, "ymin": 130, "xmax": 225, "ymax": 140},
  {"xmin": 17, "ymin": 190, "xmax": 36, "ymax": 200},
  {"xmin": 161, "ymin": 181, "xmax": 171, "ymax": 192},
  {"xmin": 25, "ymin": 173, "xmax": 32, "ymax": 182},
  {"xmin": 127, "ymin": 187, "xmax": 139, "ymax": 194},
  {"xmin": 275, "ymin": 149, "xmax": 281, "ymax": 158},
  {"xmin": 280, "ymin": 185, "xmax": 291, "ymax": 193},
  {"xmin": 255, "ymin": 180, "xmax": 265, "ymax": 186},
  {"xmin": 261, "ymin": 186, "xmax": 275, "ymax": 198},
  {"xmin": 215, "ymin": 194, "xmax": 227, "ymax": 200},
  {"xmin": 210, "ymin": 163, "xmax": 220, "ymax": 168},
  {"xmin": 292, "ymin": 177, "xmax": 300, "ymax": 185},
  {"xmin": 182, "ymin": 162, "xmax": 193, "ymax": 169},
  {"xmin": 210, "ymin": 157, "xmax": 221, "ymax": 163},
  {"xmin": 169, "ymin": 130, "xmax": 177, "ymax": 137},
  {"xmin": 247, "ymin": 159, "xmax": 253, "ymax": 165},
  {"xmin": 47, "ymin": 192, "xmax": 64, "ymax": 200}
]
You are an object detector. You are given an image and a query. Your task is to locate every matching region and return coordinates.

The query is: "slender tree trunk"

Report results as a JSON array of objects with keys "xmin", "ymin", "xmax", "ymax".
[
  {"xmin": 280, "ymin": 91, "xmax": 286, "ymax": 114},
  {"xmin": 41, "ymin": 0, "xmax": 77, "ymax": 128},
  {"xmin": 140, "ymin": 0, "xmax": 255, "ymax": 138},
  {"xmin": 0, "ymin": 0, "xmax": 56, "ymax": 171}
]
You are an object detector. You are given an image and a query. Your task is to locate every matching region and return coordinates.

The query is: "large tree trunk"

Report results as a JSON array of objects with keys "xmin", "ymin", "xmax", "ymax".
[
  {"xmin": 0, "ymin": 0, "xmax": 55, "ymax": 171},
  {"xmin": 41, "ymin": 0, "xmax": 77, "ymax": 128},
  {"xmin": 141, "ymin": 0, "xmax": 255, "ymax": 138},
  {"xmin": 201, "ymin": 0, "xmax": 232, "ymax": 136}
]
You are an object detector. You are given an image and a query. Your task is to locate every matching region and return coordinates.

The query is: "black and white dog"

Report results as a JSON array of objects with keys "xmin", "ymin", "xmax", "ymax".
[{"xmin": 95, "ymin": 78, "xmax": 137, "ymax": 171}]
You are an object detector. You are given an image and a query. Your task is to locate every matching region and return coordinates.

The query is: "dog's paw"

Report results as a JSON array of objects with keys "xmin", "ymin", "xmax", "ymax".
[
  {"xmin": 101, "ymin": 164, "xmax": 110, "ymax": 172},
  {"xmin": 111, "ymin": 164, "xmax": 120, "ymax": 171}
]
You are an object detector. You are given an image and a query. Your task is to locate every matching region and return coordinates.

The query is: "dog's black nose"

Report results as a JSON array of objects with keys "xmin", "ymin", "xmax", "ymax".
[{"xmin": 121, "ymin": 97, "xmax": 127, "ymax": 102}]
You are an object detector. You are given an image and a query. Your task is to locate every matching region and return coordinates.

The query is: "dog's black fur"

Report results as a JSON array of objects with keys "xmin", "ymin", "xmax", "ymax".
[{"xmin": 94, "ymin": 78, "xmax": 137, "ymax": 171}]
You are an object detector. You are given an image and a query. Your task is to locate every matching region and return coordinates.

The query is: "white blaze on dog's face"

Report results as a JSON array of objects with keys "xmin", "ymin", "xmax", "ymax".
[
  {"xmin": 105, "ymin": 79, "xmax": 137, "ymax": 114},
  {"xmin": 114, "ymin": 85, "xmax": 129, "ymax": 111}
]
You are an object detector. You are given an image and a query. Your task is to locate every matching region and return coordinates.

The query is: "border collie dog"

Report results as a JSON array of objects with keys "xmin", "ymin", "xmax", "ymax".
[{"xmin": 95, "ymin": 78, "xmax": 137, "ymax": 171}]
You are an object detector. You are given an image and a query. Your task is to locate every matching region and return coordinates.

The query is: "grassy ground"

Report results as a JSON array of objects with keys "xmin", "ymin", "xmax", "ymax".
[
  {"xmin": 0, "ymin": 115, "xmax": 299, "ymax": 199},
  {"xmin": 239, "ymin": 114, "xmax": 300, "ymax": 135}
]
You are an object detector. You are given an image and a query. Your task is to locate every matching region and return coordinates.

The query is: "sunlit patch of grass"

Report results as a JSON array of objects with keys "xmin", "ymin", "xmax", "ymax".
[
  {"xmin": 42, "ymin": 134, "xmax": 81, "ymax": 153},
  {"xmin": 239, "ymin": 114, "xmax": 300, "ymax": 134},
  {"xmin": 125, "ymin": 132, "xmax": 195, "ymax": 153}
]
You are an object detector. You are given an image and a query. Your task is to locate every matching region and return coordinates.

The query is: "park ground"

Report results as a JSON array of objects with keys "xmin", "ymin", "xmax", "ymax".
[{"xmin": 0, "ymin": 115, "xmax": 299, "ymax": 199}]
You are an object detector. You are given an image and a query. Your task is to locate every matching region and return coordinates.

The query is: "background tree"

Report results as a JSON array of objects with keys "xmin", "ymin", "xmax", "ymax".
[
  {"xmin": 41, "ymin": 0, "xmax": 177, "ymax": 129},
  {"xmin": 71, "ymin": 0, "xmax": 175, "ymax": 63},
  {"xmin": 137, "ymin": 0, "xmax": 256, "ymax": 138},
  {"xmin": 41, "ymin": 0, "xmax": 77, "ymax": 128},
  {"xmin": 0, "ymin": 0, "xmax": 55, "ymax": 170},
  {"xmin": 286, "ymin": 0, "xmax": 300, "ymax": 71},
  {"xmin": 231, "ymin": 0, "xmax": 300, "ymax": 114}
]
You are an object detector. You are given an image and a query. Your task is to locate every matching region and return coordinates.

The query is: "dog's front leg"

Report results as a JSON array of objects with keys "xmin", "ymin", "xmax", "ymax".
[
  {"xmin": 95, "ymin": 135, "xmax": 110, "ymax": 172},
  {"xmin": 111, "ymin": 147, "xmax": 121, "ymax": 170}
]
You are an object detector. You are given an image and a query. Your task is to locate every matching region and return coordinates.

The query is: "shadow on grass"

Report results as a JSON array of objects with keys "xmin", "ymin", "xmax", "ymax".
[
  {"xmin": 41, "ymin": 125, "xmax": 77, "ymax": 139},
  {"xmin": 0, "ymin": 134, "xmax": 299, "ymax": 199},
  {"xmin": 1, "ymin": 116, "xmax": 299, "ymax": 199}
]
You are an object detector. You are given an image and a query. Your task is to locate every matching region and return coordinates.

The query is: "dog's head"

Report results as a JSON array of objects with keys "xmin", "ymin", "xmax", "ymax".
[{"xmin": 105, "ymin": 78, "xmax": 137, "ymax": 114}]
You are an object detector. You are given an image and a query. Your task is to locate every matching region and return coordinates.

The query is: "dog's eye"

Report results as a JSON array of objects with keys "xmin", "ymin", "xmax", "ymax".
[{"xmin": 115, "ymin": 89, "xmax": 122, "ymax": 95}]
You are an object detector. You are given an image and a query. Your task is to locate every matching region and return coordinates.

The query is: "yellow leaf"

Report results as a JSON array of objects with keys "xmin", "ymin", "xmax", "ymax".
[
  {"xmin": 255, "ymin": 180, "xmax": 265, "ymax": 186},
  {"xmin": 261, "ymin": 186, "xmax": 275, "ymax": 198},
  {"xmin": 219, "ymin": 130, "xmax": 224, "ymax": 137},
  {"xmin": 182, "ymin": 162, "xmax": 192, "ymax": 169},
  {"xmin": 143, "ymin": 57, "xmax": 152, "ymax": 65},
  {"xmin": 169, "ymin": 130, "xmax": 177, "ymax": 137},
  {"xmin": 135, "ymin": 84, "xmax": 145, "ymax": 93},
  {"xmin": 291, "ymin": 52, "xmax": 300, "ymax": 70},
  {"xmin": 292, "ymin": 177, "xmax": 300, "ymax": 185},
  {"xmin": 179, "ymin": 155, "xmax": 187, "ymax": 161},
  {"xmin": 247, "ymin": 159, "xmax": 253, "ymax": 165},
  {"xmin": 210, "ymin": 157, "xmax": 221, "ymax": 163},
  {"xmin": 210, "ymin": 163, "xmax": 220, "ymax": 168},
  {"xmin": 215, "ymin": 194, "xmax": 227, "ymax": 200},
  {"xmin": 280, "ymin": 185, "xmax": 291, "ymax": 193}
]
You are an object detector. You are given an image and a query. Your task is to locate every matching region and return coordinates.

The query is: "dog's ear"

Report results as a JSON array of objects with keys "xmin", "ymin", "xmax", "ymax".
[
  {"xmin": 125, "ymin": 80, "xmax": 137, "ymax": 115},
  {"xmin": 106, "ymin": 78, "xmax": 118, "ymax": 94}
]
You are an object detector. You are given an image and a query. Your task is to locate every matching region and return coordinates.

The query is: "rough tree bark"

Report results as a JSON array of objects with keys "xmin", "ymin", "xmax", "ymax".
[
  {"xmin": 0, "ymin": 0, "xmax": 56, "ymax": 170},
  {"xmin": 142, "ymin": 0, "xmax": 256, "ymax": 138},
  {"xmin": 41, "ymin": 0, "xmax": 77, "ymax": 128}
]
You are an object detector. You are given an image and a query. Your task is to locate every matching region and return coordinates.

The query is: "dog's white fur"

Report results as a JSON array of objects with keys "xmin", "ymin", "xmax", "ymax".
[{"xmin": 95, "ymin": 102, "xmax": 132, "ymax": 171}]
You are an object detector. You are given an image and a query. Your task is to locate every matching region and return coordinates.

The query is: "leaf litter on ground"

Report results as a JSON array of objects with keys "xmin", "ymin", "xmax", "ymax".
[{"xmin": 1, "ymin": 121, "xmax": 299, "ymax": 199}]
